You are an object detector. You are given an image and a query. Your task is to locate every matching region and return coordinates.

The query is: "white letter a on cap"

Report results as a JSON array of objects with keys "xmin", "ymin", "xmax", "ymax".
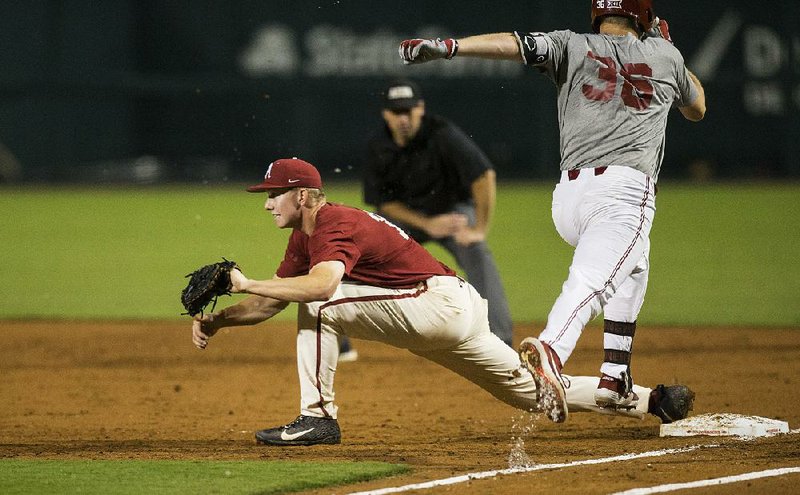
[{"xmin": 265, "ymin": 162, "xmax": 274, "ymax": 179}]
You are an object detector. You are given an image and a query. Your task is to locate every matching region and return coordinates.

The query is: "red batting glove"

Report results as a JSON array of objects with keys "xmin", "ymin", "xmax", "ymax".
[
  {"xmin": 399, "ymin": 38, "xmax": 458, "ymax": 65},
  {"xmin": 646, "ymin": 17, "xmax": 672, "ymax": 43}
]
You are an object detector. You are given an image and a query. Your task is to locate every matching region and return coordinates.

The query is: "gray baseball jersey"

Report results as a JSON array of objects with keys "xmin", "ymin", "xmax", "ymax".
[{"xmin": 515, "ymin": 30, "xmax": 698, "ymax": 182}]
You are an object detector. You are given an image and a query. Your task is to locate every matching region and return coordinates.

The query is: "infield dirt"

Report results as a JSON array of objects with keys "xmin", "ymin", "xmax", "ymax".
[{"xmin": 2, "ymin": 321, "xmax": 799, "ymax": 494}]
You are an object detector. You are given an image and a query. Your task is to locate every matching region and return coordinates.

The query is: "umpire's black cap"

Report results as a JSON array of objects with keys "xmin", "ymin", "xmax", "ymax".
[{"xmin": 382, "ymin": 79, "xmax": 423, "ymax": 110}]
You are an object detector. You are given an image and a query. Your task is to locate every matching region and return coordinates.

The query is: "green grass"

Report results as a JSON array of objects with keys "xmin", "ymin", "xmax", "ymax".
[
  {"xmin": 1, "ymin": 182, "xmax": 798, "ymax": 326},
  {"xmin": 0, "ymin": 459, "xmax": 408, "ymax": 495},
  {"xmin": 642, "ymin": 184, "xmax": 800, "ymax": 326}
]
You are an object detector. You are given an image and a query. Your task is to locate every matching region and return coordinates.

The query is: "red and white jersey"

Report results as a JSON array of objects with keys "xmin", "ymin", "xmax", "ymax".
[{"xmin": 276, "ymin": 203, "xmax": 455, "ymax": 288}]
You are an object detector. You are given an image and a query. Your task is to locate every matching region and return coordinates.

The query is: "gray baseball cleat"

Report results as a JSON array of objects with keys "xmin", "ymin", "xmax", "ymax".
[
  {"xmin": 255, "ymin": 415, "xmax": 341, "ymax": 446},
  {"xmin": 648, "ymin": 384, "xmax": 696, "ymax": 423},
  {"xmin": 519, "ymin": 337, "xmax": 569, "ymax": 423}
]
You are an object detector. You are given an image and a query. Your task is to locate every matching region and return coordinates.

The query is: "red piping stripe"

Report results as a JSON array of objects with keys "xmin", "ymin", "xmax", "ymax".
[
  {"xmin": 311, "ymin": 282, "xmax": 430, "ymax": 417},
  {"xmin": 312, "ymin": 317, "xmax": 330, "ymax": 418}
]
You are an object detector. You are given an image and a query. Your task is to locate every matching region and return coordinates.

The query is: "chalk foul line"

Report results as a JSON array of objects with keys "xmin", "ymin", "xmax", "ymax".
[
  {"xmin": 609, "ymin": 466, "xmax": 800, "ymax": 495},
  {"xmin": 346, "ymin": 445, "xmax": 716, "ymax": 495}
]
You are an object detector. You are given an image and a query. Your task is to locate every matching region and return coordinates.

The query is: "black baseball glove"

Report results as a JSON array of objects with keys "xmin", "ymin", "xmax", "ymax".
[
  {"xmin": 650, "ymin": 384, "xmax": 695, "ymax": 423},
  {"xmin": 181, "ymin": 259, "xmax": 240, "ymax": 317}
]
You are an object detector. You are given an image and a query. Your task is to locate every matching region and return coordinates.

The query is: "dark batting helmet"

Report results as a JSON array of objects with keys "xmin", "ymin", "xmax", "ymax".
[{"xmin": 591, "ymin": 0, "xmax": 654, "ymax": 34}]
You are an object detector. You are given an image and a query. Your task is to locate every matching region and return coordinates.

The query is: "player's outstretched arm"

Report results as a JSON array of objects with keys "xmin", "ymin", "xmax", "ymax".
[
  {"xmin": 232, "ymin": 261, "xmax": 345, "ymax": 303},
  {"xmin": 457, "ymin": 33, "xmax": 521, "ymax": 60},
  {"xmin": 399, "ymin": 33, "xmax": 521, "ymax": 64}
]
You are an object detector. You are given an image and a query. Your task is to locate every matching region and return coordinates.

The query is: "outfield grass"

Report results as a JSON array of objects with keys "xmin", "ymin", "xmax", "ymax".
[
  {"xmin": 0, "ymin": 459, "xmax": 408, "ymax": 495},
  {"xmin": 1, "ymin": 182, "xmax": 798, "ymax": 326}
]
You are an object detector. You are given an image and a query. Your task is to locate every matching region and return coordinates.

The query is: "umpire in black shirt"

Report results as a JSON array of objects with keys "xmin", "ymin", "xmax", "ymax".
[{"xmin": 363, "ymin": 79, "xmax": 513, "ymax": 346}]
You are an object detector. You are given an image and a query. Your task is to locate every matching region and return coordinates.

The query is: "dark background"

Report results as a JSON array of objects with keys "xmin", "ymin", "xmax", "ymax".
[{"xmin": 1, "ymin": 0, "xmax": 798, "ymax": 184}]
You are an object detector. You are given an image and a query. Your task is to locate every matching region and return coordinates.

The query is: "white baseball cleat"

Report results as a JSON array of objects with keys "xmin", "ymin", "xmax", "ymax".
[
  {"xmin": 519, "ymin": 337, "xmax": 568, "ymax": 423},
  {"xmin": 595, "ymin": 372, "xmax": 639, "ymax": 410}
]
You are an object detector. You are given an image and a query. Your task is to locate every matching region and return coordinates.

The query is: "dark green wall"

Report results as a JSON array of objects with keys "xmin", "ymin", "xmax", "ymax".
[{"xmin": 1, "ymin": 1, "xmax": 798, "ymax": 183}]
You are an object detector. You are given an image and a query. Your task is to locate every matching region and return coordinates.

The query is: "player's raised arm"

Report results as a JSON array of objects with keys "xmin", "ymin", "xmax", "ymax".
[
  {"xmin": 680, "ymin": 70, "xmax": 706, "ymax": 122},
  {"xmin": 399, "ymin": 33, "xmax": 521, "ymax": 65},
  {"xmin": 645, "ymin": 16, "xmax": 706, "ymax": 122}
]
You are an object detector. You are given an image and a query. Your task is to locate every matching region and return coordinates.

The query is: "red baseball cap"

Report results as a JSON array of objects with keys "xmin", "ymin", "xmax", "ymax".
[{"xmin": 246, "ymin": 158, "xmax": 323, "ymax": 192}]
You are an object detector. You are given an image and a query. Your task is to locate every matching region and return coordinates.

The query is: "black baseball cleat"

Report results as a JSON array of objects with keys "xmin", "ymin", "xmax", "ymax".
[
  {"xmin": 255, "ymin": 415, "xmax": 341, "ymax": 446},
  {"xmin": 648, "ymin": 384, "xmax": 696, "ymax": 423}
]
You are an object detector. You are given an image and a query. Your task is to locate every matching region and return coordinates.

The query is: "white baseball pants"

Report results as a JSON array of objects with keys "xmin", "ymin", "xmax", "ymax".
[
  {"xmin": 541, "ymin": 165, "xmax": 656, "ymax": 375},
  {"xmin": 294, "ymin": 275, "xmax": 650, "ymax": 420}
]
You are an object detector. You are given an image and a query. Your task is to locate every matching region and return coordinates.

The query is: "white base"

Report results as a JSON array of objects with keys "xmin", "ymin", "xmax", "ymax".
[{"xmin": 660, "ymin": 413, "xmax": 790, "ymax": 438}]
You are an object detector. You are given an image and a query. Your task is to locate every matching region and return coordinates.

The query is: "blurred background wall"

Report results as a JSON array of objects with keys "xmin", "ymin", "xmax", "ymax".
[{"xmin": 0, "ymin": 0, "xmax": 798, "ymax": 184}]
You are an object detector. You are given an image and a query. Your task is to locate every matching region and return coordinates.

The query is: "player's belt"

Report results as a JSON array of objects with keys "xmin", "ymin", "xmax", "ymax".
[
  {"xmin": 564, "ymin": 166, "xmax": 658, "ymax": 195},
  {"xmin": 423, "ymin": 275, "xmax": 465, "ymax": 289},
  {"xmin": 567, "ymin": 166, "xmax": 607, "ymax": 181}
]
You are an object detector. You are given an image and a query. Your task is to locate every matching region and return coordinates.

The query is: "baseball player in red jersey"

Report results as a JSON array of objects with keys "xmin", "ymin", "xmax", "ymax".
[
  {"xmin": 399, "ymin": 0, "xmax": 705, "ymax": 423},
  {"xmin": 191, "ymin": 158, "xmax": 695, "ymax": 445}
]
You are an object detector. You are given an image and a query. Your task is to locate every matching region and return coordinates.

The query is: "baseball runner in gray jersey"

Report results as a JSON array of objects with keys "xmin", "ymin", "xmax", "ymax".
[{"xmin": 399, "ymin": 0, "xmax": 705, "ymax": 423}]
